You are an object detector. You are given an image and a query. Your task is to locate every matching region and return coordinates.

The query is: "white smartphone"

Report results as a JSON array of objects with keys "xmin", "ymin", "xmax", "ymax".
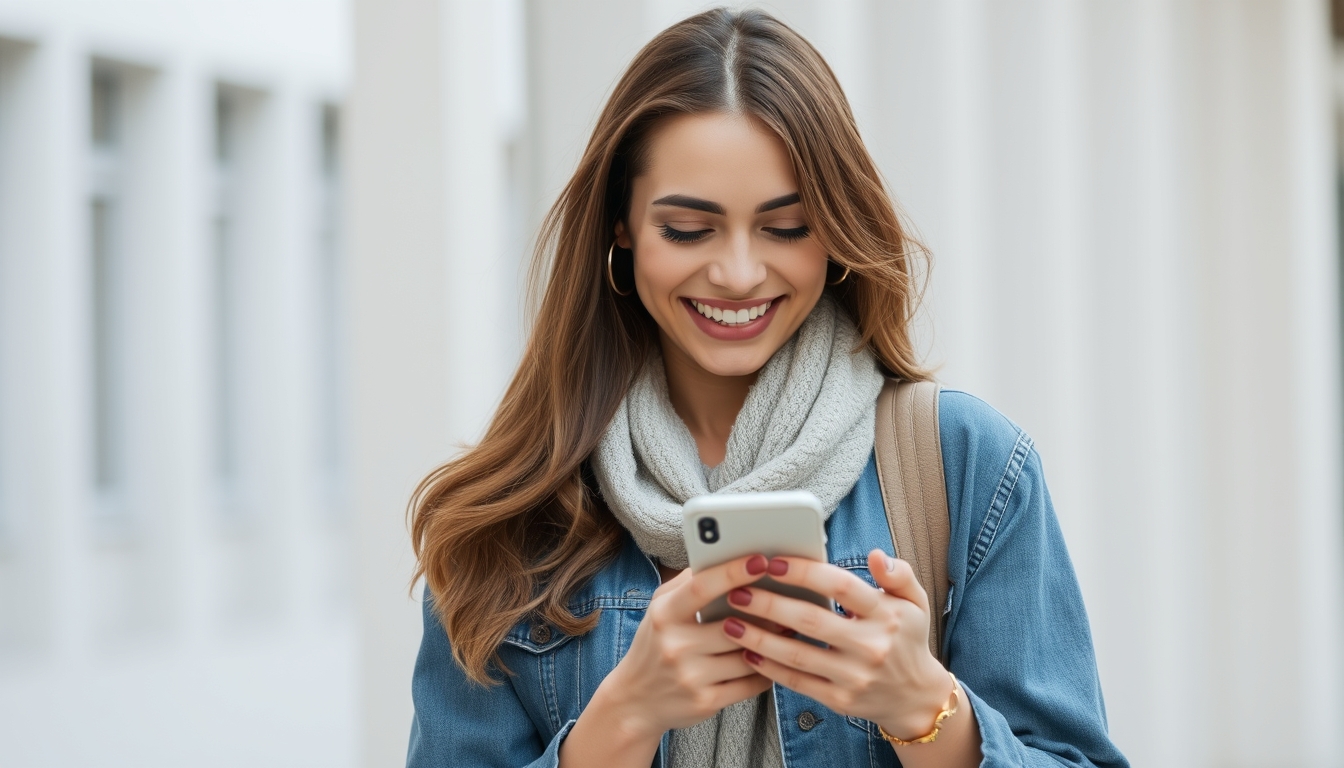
[{"xmin": 682, "ymin": 490, "xmax": 836, "ymax": 624}]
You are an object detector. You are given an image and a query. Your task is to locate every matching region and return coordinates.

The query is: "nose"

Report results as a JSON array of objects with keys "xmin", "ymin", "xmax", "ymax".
[{"xmin": 706, "ymin": 231, "xmax": 767, "ymax": 295}]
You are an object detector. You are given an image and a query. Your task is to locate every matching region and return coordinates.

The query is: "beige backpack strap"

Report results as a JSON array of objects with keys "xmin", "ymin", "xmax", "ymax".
[{"xmin": 873, "ymin": 379, "xmax": 951, "ymax": 663}]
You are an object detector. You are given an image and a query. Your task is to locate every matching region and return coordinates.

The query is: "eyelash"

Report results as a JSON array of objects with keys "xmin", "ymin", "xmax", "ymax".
[
  {"xmin": 657, "ymin": 224, "xmax": 812, "ymax": 244},
  {"xmin": 766, "ymin": 226, "xmax": 811, "ymax": 242},
  {"xmin": 659, "ymin": 224, "xmax": 710, "ymax": 243}
]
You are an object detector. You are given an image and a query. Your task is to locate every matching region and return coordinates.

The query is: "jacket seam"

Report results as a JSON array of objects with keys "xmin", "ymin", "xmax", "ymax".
[
  {"xmin": 967, "ymin": 430, "xmax": 1033, "ymax": 580},
  {"xmin": 545, "ymin": 650, "xmax": 562, "ymax": 733}
]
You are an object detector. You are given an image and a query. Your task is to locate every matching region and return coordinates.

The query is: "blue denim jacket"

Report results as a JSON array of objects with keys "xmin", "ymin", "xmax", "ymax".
[{"xmin": 407, "ymin": 391, "xmax": 1130, "ymax": 767}]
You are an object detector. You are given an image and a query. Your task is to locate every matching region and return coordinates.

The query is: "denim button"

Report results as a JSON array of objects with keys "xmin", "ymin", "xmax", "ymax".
[
  {"xmin": 529, "ymin": 624, "xmax": 552, "ymax": 644},
  {"xmin": 797, "ymin": 711, "xmax": 817, "ymax": 731}
]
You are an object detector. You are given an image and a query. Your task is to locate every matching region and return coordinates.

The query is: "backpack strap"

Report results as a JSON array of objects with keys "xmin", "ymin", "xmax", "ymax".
[{"xmin": 873, "ymin": 379, "xmax": 951, "ymax": 663}]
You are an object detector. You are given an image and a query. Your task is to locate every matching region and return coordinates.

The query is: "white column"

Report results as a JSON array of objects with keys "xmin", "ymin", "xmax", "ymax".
[
  {"xmin": 1283, "ymin": 0, "xmax": 1344, "ymax": 760},
  {"xmin": 0, "ymin": 37, "xmax": 51, "ymax": 654},
  {"xmin": 348, "ymin": 2, "xmax": 449, "ymax": 765}
]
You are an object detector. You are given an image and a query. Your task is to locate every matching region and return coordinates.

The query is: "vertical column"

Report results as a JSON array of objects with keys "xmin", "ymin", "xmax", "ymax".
[
  {"xmin": 41, "ymin": 32, "xmax": 91, "ymax": 664},
  {"xmin": 1075, "ymin": 3, "xmax": 1206, "ymax": 763},
  {"xmin": 348, "ymin": 1, "xmax": 450, "ymax": 765},
  {"xmin": 523, "ymin": 0, "xmax": 644, "ymax": 238},
  {"xmin": 442, "ymin": 0, "xmax": 522, "ymax": 440},
  {"xmin": 0, "ymin": 38, "xmax": 46, "ymax": 654},
  {"xmin": 1283, "ymin": 0, "xmax": 1344, "ymax": 760},
  {"xmin": 162, "ymin": 57, "xmax": 215, "ymax": 648}
]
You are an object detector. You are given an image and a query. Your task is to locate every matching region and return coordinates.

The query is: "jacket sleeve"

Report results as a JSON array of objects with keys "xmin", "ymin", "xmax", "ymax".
[
  {"xmin": 939, "ymin": 392, "xmax": 1129, "ymax": 767},
  {"xmin": 406, "ymin": 591, "xmax": 577, "ymax": 768}
]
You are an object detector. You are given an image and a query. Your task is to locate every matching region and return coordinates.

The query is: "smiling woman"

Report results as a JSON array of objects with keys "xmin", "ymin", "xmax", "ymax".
[{"xmin": 406, "ymin": 7, "xmax": 1126, "ymax": 768}]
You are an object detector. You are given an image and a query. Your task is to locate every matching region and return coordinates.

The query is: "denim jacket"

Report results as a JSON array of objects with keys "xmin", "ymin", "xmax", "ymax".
[{"xmin": 407, "ymin": 390, "xmax": 1130, "ymax": 767}]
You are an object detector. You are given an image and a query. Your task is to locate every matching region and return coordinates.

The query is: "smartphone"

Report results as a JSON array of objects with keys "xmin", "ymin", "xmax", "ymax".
[{"xmin": 681, "ymin": 490, "xmax": 836, "ymax": 625}]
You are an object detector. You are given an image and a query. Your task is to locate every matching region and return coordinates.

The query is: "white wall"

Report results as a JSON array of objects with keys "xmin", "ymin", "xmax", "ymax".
[
  {"xmin": 0, "ymin": 2, "xmax": 354, "ymax": 767},
  {"xmin": 350, "ymin": 1, "xmax": 1344, "ymax": 767}
]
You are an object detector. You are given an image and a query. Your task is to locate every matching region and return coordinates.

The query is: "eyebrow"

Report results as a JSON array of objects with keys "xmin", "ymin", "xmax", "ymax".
[{"xmin": 651, "ymin": 192, "xmax": 801, "ymax": 215}]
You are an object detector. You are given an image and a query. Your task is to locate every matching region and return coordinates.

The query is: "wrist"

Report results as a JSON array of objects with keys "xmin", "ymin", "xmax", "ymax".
[
  {"xmin": 588, "ymin": 672, "xmax": 664, "ymax": 747},
  {"xmin": 878, "ymin": 665, "xmax": 957, "ymax": 742}
]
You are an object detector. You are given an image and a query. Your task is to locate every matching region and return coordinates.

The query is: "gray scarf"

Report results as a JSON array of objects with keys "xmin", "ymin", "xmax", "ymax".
[{"xmin": 592, "ymin": 296, "xmax": 884, "ymax": 768}]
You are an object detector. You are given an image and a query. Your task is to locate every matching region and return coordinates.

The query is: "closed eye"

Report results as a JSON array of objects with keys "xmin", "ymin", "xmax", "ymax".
[
  {"xmin": 764, "ymin": 225, "xmax": 810, "ymax": 242},
  {"xmin": 659, "ymin": 224, "xmax": 711, "ymax": 244}
]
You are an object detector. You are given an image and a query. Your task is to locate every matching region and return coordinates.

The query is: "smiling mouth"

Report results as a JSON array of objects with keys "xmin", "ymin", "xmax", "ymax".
[{"xmin": 687, "ymin": 298, "xmax": 775, "ymax": 327}]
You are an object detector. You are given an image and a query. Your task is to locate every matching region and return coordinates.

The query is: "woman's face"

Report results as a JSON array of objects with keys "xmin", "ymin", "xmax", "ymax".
[{"xmin": 616, "ymin": 112, "xmax": 828, "ymax": 379}]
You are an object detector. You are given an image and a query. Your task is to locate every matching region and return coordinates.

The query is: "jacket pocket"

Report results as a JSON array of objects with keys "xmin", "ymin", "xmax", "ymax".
[{"xmin": 501, "ymin": 618, "xmax": 574, "ymax": 654}]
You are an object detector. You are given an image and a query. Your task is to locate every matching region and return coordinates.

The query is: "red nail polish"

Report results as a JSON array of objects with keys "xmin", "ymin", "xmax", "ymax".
[
  {"xmin": 744, "ymin": 650, "xmax": 763, "ymax": 665},
  {"xmin": 728, "ymin": 588, "xmax": 752, "ymax": 607},
  {"xmin": 767, "ymin": 558, "xmax": 789, "ymax": 576},
  {"xmin": 724, "ymin": 618, "xmax": 745, "ymax": 638},
  {"xmin": 746, "ymin": 555, "xmax": 768, "ymax": 575}
]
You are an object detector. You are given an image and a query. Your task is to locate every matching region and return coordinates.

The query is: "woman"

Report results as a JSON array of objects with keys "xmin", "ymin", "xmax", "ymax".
[{"xmin": 406, "ymin": 8, "xmax": 1127, "ymax": 768}]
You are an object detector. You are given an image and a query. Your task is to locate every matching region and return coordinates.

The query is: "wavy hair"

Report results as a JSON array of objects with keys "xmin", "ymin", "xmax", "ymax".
[{"xmin": 409, "ymin": 7, "xmax": 931, "ymax": 685}]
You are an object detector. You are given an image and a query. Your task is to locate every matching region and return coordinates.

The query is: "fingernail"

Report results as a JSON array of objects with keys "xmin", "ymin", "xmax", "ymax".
[
  {"xmin": 723, "ymin": 617, "xmax": 745, "ymax": 638},
  {"xmin": 767, "ymin": 558, "xmax": 788, "ymax": 576},
  {"xmin": 728, "ymin": 588, "xmax": 753, "ymax": 607},
  {"xmin": 744, "ymin": 650, "xmax": 763, "ymax": 665},
  {"xmin": 746, "ymin": 555, "xmax": 767, "ymax": 575},
  {"xmin": 885, "ymin": 553, "xmax": 898, "ymax": 572}
]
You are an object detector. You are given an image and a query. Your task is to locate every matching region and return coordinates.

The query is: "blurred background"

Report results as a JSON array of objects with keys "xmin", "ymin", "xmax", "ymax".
[{"xmin": 0, "ymin": 0, "xmax": 1341, "ymax": 766}]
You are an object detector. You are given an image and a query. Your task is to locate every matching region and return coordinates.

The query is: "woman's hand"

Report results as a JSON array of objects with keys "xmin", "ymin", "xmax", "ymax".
[
  {"xmin": 718, "ymin": 549, "xmax": 955, "ymax": 741},
  {"xmin": 561, "ymin": 554, "xmax": 775, "ymax": 767}
]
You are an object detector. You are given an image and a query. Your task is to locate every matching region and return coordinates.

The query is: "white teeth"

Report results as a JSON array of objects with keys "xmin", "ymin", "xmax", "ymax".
[{"xmin": 692, "ymin": 299, "xmax": 775, "ymax": 326}]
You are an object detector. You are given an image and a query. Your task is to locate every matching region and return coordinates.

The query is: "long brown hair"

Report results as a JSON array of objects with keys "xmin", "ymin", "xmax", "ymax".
[{"xmin": 409, "ymin": 7, "xmax": 931, "ymax": 684}]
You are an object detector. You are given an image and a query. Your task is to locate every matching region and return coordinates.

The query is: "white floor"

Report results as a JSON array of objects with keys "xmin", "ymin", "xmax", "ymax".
[{"xmin": 0, "ymin": 622, "xmax": 358, "ymax": 768}]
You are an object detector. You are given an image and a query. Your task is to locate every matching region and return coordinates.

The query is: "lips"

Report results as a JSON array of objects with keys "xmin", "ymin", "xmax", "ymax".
[{"xmin": 681, "ymin": 296, "xmax": 783, "ymax": 341}]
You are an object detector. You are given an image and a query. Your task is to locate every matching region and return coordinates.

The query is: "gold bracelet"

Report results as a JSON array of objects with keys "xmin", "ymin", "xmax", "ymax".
[{"xmin": 877, "ymin": 671, "xmax": 960, "ymax": 746}]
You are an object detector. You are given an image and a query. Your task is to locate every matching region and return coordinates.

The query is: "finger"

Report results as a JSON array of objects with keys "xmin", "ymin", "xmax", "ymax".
[
  {"xmin": 707, "ymin": 673, "xmax": 774, "ymax": 710},
  {"xmin": 741, "ymin": 650, "xmax": 834, "ymax": 705},
  {"xmin": 722, "ymin": 614, "xmax": 851, "ymax": 682},
  {"xmin": 867, "ymin": 549, "xmax": 929, "ymax": 613},
  {"xmin": 663, "ymin": 553, "xmax": 769, "ymax": 619},
  {"xmin": 693, "ymin": 649, "xmax": 761, "ymax": 685},
  {"xmin": 682, "ymin": 620, "xmax": 756, "ymax": 655},
  {"xmin": 761, "ymin": 557, "xmax": 884, "ymax": 617},
  {"xmin": 723, "ymin": 586, "xmax": 856, "ymax": 648}
]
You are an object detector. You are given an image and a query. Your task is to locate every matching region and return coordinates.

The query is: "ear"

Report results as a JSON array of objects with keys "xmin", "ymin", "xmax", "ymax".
[{"xmin": 614, "ymin": 219, "xmax": 632, "ymax": 250}]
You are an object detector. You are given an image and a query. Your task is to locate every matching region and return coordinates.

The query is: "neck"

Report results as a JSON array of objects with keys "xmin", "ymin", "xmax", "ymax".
[{"xmin": 659, "ymin": 334, "xmax": 757, "ymax": 467}]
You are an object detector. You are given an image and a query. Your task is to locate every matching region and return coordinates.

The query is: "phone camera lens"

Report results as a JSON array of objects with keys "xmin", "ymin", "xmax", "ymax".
[{"xmin": 698, "ymin": 517, "xmax": 719, "ymax": 544}]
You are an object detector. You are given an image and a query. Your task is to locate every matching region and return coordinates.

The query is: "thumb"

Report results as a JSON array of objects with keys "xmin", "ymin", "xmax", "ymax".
[{"xmin": 868, "ymin": 549, "xmax": 929, "ymax": 613}]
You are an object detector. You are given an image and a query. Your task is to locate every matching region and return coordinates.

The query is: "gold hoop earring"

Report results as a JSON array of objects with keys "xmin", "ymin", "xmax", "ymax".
[
  {"xmin": 607, "ymin": 242, "xmax": 634, "ymax": 297},
  {"xmin": 826, "ymin": 262, "xmax": 851, "ymax": 286}
]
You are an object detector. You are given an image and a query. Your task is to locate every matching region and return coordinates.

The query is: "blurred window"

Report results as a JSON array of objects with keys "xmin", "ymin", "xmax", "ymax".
[
  {"xmin": 89, "ymin": 64, "xmax": 126, "ymax": 516},
  {"xmin": 212, "ymin": 85, "xmax": 241, "ymax": 506},
  {"xmin": 316, "ymin": 102, "xmax": 344, "ymax": 511}
]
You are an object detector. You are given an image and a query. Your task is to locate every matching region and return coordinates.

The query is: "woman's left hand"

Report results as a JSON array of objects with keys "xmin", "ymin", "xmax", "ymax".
[{"xmin": 720, "ymin": 548, "xmax": 955, "ymax": 741}]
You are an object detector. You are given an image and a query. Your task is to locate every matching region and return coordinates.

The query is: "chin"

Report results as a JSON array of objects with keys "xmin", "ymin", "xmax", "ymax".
[{"xmin": 686, "ymin": 346, "xmax": 774, "ymax": 378}]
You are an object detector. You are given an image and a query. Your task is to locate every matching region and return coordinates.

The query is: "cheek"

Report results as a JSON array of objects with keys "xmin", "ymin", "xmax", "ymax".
[
  {"xmin": 778, "ymin": 245, "xmax": 829, "ymax": 295},
  {"xmin": 632, "ymin": 242, "xmax": 691, "ymax": 299}
]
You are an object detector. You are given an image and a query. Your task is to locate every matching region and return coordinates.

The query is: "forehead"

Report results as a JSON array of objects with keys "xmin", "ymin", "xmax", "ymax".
[{"xmin": 635, "ymin": 112, "xmax": 797, "ymax": 203}]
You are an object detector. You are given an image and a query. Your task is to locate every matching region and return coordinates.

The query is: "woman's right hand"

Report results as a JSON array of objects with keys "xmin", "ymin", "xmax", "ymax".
[{"xmin": 559, "ymin": 553, "xmax": 774, "ymax": 766}]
